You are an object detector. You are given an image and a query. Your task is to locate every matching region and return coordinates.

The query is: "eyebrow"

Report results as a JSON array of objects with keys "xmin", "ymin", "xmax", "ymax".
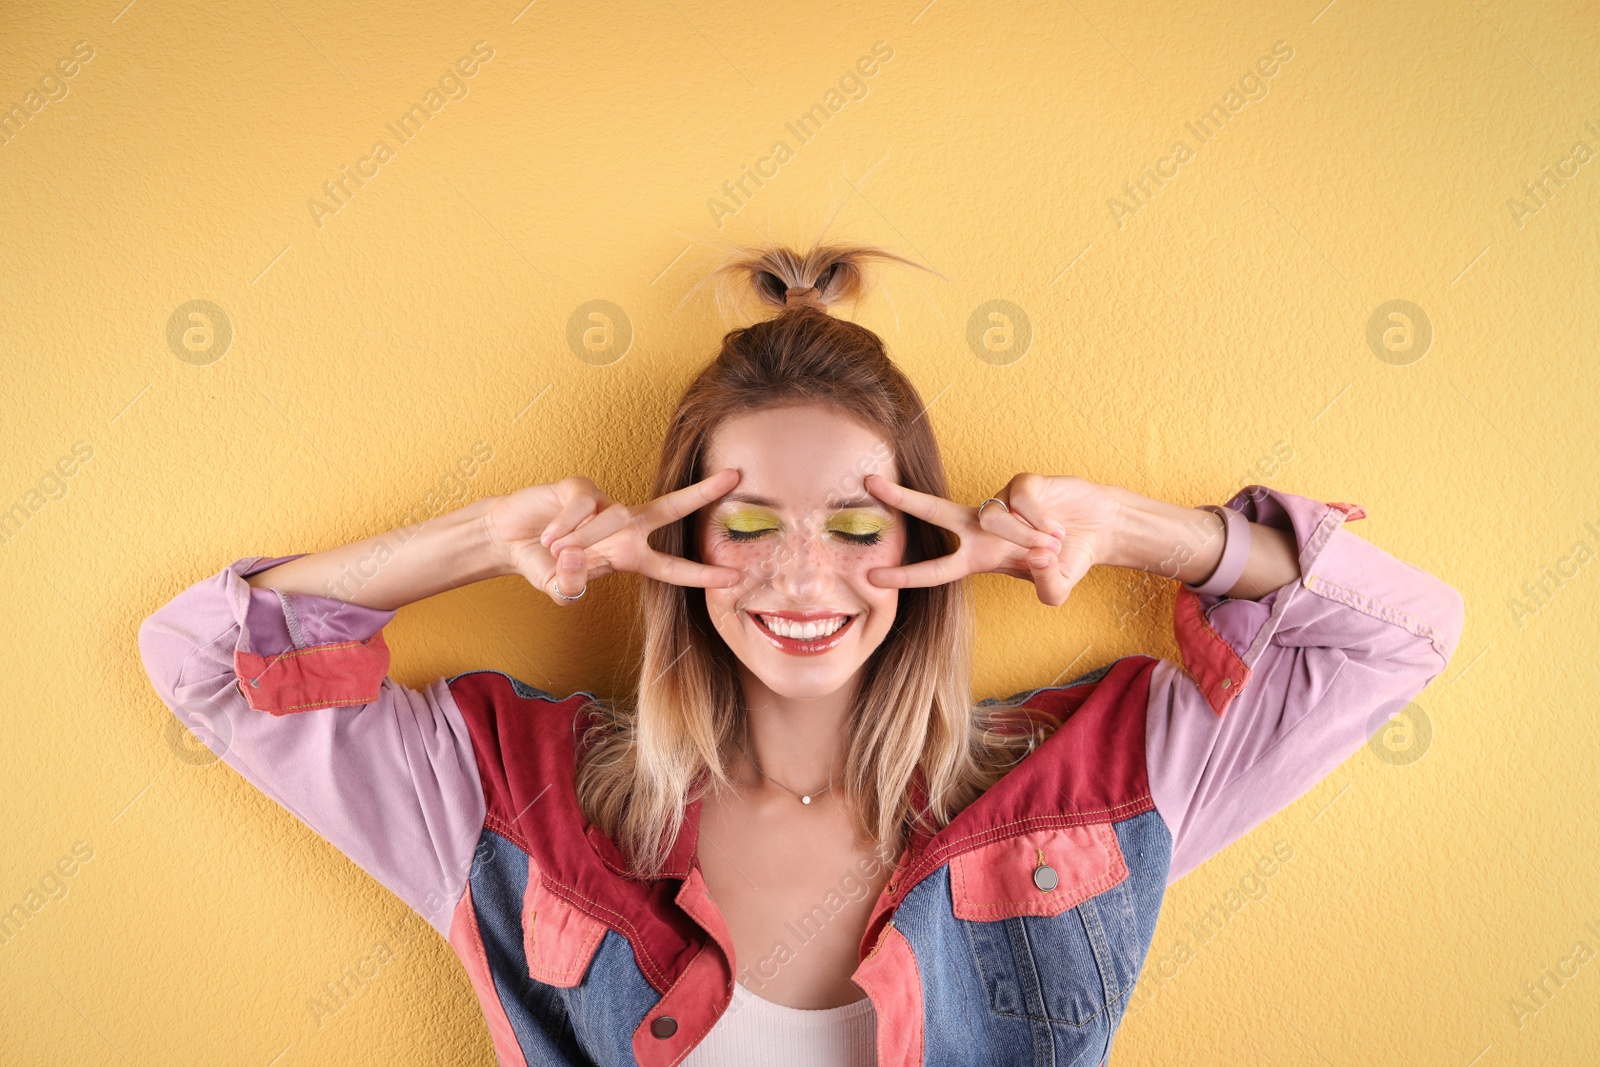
[{"xmin": 720, "ymin": 492, "xmax": 891, "ymax": 511}]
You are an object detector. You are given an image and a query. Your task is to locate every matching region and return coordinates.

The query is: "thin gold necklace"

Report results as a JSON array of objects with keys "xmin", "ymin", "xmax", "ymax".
[{"xmin": 737, "ymin": 737, "xmax": 835, "ymax": 806}]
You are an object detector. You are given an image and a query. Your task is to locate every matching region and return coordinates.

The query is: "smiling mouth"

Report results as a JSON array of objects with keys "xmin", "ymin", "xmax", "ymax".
[{"xmin": 748, "ymin": 612, "xmax": 856, "ymax": 655}]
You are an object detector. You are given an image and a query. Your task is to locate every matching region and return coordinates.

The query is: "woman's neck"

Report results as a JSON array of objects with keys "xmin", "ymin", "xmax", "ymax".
[{"xmin": 733, "ymin": 666, "xmax": 859, "ymax": 798}]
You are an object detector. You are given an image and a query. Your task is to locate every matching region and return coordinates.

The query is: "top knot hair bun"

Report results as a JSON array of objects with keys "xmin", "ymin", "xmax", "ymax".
[{"xmin": 694, "ymin": 241, "xmax": 934, "ymax": 323}]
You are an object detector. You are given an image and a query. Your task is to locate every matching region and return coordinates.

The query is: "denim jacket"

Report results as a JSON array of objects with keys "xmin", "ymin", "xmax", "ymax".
[{"xmin": 136, "ymin": 484, "xmax": 1464, "ymax": 1066}]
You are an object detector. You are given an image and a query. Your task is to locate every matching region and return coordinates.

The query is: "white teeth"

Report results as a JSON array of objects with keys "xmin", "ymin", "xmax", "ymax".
[{"xmin": 757, "ymin": 614, "xmax": 848, "ymax": 640}]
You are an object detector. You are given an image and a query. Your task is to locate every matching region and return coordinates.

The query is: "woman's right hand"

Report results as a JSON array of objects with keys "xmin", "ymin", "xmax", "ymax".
[{"xmin": 486, "ymin": 469, "xmax": 745, "ymax": 605}]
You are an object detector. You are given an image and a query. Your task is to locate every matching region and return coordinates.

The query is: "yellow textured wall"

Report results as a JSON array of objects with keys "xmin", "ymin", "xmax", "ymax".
[{"xmin": 3, "ymin": 0, "xmax": 1596, "ymax": 1062}]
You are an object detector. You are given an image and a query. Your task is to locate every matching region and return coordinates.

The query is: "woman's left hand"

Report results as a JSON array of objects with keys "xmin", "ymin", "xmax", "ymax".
[{"xmin": 862, "ymin": 472, "xmax": 1121, "ymax": 605}]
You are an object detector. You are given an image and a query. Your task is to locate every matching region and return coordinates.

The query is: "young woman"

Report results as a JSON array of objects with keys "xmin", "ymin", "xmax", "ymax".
[{"xmin": 138, "ymin": 243, "xmax": 1464, "ymax": 1067}]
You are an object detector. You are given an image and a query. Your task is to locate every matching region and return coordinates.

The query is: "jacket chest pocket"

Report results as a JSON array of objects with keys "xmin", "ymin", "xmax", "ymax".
[
  {"xmin": 951, "ymin": 822, "xmax": 1131, "ymax": 1027},
  {"xmin": 523, "ymin": 859, "xmax": 607, "ymax": 989}
]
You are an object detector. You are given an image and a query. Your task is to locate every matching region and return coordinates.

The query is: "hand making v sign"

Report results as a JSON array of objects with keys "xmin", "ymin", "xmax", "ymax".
[
  {"xmin": 861, "ymin": 471, "xmax": 1122, "ymax": 606},
  {"xmin": 487, "ymin": 468, "xmax": 746, "ymax": 604}
]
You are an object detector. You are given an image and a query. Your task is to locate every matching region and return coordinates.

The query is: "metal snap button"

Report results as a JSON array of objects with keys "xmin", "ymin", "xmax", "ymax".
[
  {"xmin": 1220, "ymin": 677, "xmax": 1231, "ymax": 689},
  {"xmin": 1033, "ymin": 864, "xmax": 1058, "ymax": 892},
  {"xmin": 650, "ymin": 1016, "xmax": 678, "ymax": 1039}
]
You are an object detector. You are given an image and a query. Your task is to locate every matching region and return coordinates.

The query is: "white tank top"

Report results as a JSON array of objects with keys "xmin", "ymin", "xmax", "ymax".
[{"xmin": 679, "ymin": 981, "xmax": 877, "ymax": 1066}]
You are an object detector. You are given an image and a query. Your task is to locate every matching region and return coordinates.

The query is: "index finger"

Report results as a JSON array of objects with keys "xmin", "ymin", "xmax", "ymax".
[
  {"xmin": 636, "ymin": 467, "xmax": 742, "ymax": 532},
  {"xmin": 636, "ymin": 549, "xmax": 744, "ymax": 589},
  {"xmin": 866, "ymin": 553, "xmax": 974, "ymax": 589},
  {"xmin": 863, "ymin": 473, "xmax": 971, "ymax": 533}
]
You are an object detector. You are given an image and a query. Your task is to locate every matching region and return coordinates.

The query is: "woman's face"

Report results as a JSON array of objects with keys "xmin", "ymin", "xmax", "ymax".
[{"xmin": 696, "ymin": 403, "xmax": 907, "ymax": 702}]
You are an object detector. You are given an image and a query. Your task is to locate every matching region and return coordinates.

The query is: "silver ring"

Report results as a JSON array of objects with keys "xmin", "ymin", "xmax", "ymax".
[
  {"xmin": 977, "ymin": 497, "xmax": 1009, "ymax": 520},
  {"xmin": 549, "ymin": 577, "xmax": 587, "ymax": 602}
]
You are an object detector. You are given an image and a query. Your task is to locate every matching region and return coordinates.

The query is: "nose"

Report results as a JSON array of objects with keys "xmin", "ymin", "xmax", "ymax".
[{"xmin": 765, "ymin": 516, "xmax": 840, "ymax": 602}]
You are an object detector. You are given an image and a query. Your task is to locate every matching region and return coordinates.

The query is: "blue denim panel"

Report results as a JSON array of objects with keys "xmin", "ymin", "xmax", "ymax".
[
  {"xmin": 894, "ymin": 867, "xmax": 1046, "ymax": 1067},
  {"xmin": 1098, "ymin": 808, "xmax": 1173, "ymax": 1051},
  {"xmin": 962, "ymin": 897, "xmax": 1114, "ymax": 1027},
  {"xmin": 560, "ymin": 930, "xmax": 660, "ymax": 1066},
  {"xmin": 469, "ymin": 828, "xmax": 588, "ymax": 1064},
  {"xmin": 468, "ymin": 828, "xmax": 659, "ymax": 1066},
  {"xmin": 899, "ymin": 809, "xmax": 1173, "ymax": 1067}
]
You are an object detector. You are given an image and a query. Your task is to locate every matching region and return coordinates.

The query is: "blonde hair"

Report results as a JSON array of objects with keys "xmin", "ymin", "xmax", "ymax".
[{"xmin": 575, "ymin": 242, "xmax": 1057, "ymax": 876}]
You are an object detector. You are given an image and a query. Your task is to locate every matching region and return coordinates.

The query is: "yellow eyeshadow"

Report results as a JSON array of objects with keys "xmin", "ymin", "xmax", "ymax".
[
  {"xmin": 716, "ymin": 507, "xmax": 891, "ymax": 539},
  {"xmin": 719, "ymin": 508, "xmax": 780, "ymax": 534},
  {"xmin": 826, "ymin": 511, "xmax": 892, "ymax": 536}
]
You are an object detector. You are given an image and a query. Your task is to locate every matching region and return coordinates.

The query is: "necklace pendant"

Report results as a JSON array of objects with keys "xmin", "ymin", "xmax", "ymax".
[{"xmin": 801, "ymin": 795, "xmax": 812, "ymax": 805}]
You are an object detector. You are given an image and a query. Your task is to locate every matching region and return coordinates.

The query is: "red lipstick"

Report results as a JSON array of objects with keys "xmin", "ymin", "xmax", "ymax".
[{"xmin": 747, "ymin": 611, "xmax": 856, "ymax": 655}]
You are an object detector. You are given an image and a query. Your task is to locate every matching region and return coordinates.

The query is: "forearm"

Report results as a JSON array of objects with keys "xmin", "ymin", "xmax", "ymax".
[
  {"xmin": 1098, "ymin": 484, "xmax": 1300, "ymax": 601},
  {"xmin": 245, "ymin": 494, "xmax": 510, "ymax": 610}
]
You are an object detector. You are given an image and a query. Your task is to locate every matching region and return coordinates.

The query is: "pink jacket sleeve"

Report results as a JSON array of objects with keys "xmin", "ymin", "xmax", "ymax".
[
  {"xmin": 135, "ymin": 554, "xmax": 487, "ymax": 936},
  {"xmin": 1145, "ymin": 485, "xmax": 1465, "ymax": 884}
]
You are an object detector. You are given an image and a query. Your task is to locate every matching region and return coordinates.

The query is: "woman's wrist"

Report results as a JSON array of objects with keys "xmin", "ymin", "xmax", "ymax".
[
  {"xmin": 1097, "ymin": 483, "xmax": 1228, "ymax": 586},
  {"xmin": 246, "ymin": 493, "xmax": 512, "ymax": 608},
  {"xmin": 450, "ymin": 493, "xmax": 516, "ymax": 584},
  {"xmin": 1095, "ymin": 483, "xmax": 1302, "ymax": 600}
]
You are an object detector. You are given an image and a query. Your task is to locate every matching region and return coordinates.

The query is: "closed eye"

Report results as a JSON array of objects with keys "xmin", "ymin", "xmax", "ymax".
[
  {"xmin": 827, "ymin": 511, "xmax": 893, "ymax": 545},
  {"xmin": 723, "ymin": 526, "xmax": 778, "ymax": 542},
  {"xmin": 716, "ymin": 507, "xmax": 781, "ymax": 543},
  {"xmin": 722, "ymin": 527, "xmax": 880, "ymax": 545},
  {"xmin": 714, "ymin": 509, "xmax": 893, "ymax": 546}
]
